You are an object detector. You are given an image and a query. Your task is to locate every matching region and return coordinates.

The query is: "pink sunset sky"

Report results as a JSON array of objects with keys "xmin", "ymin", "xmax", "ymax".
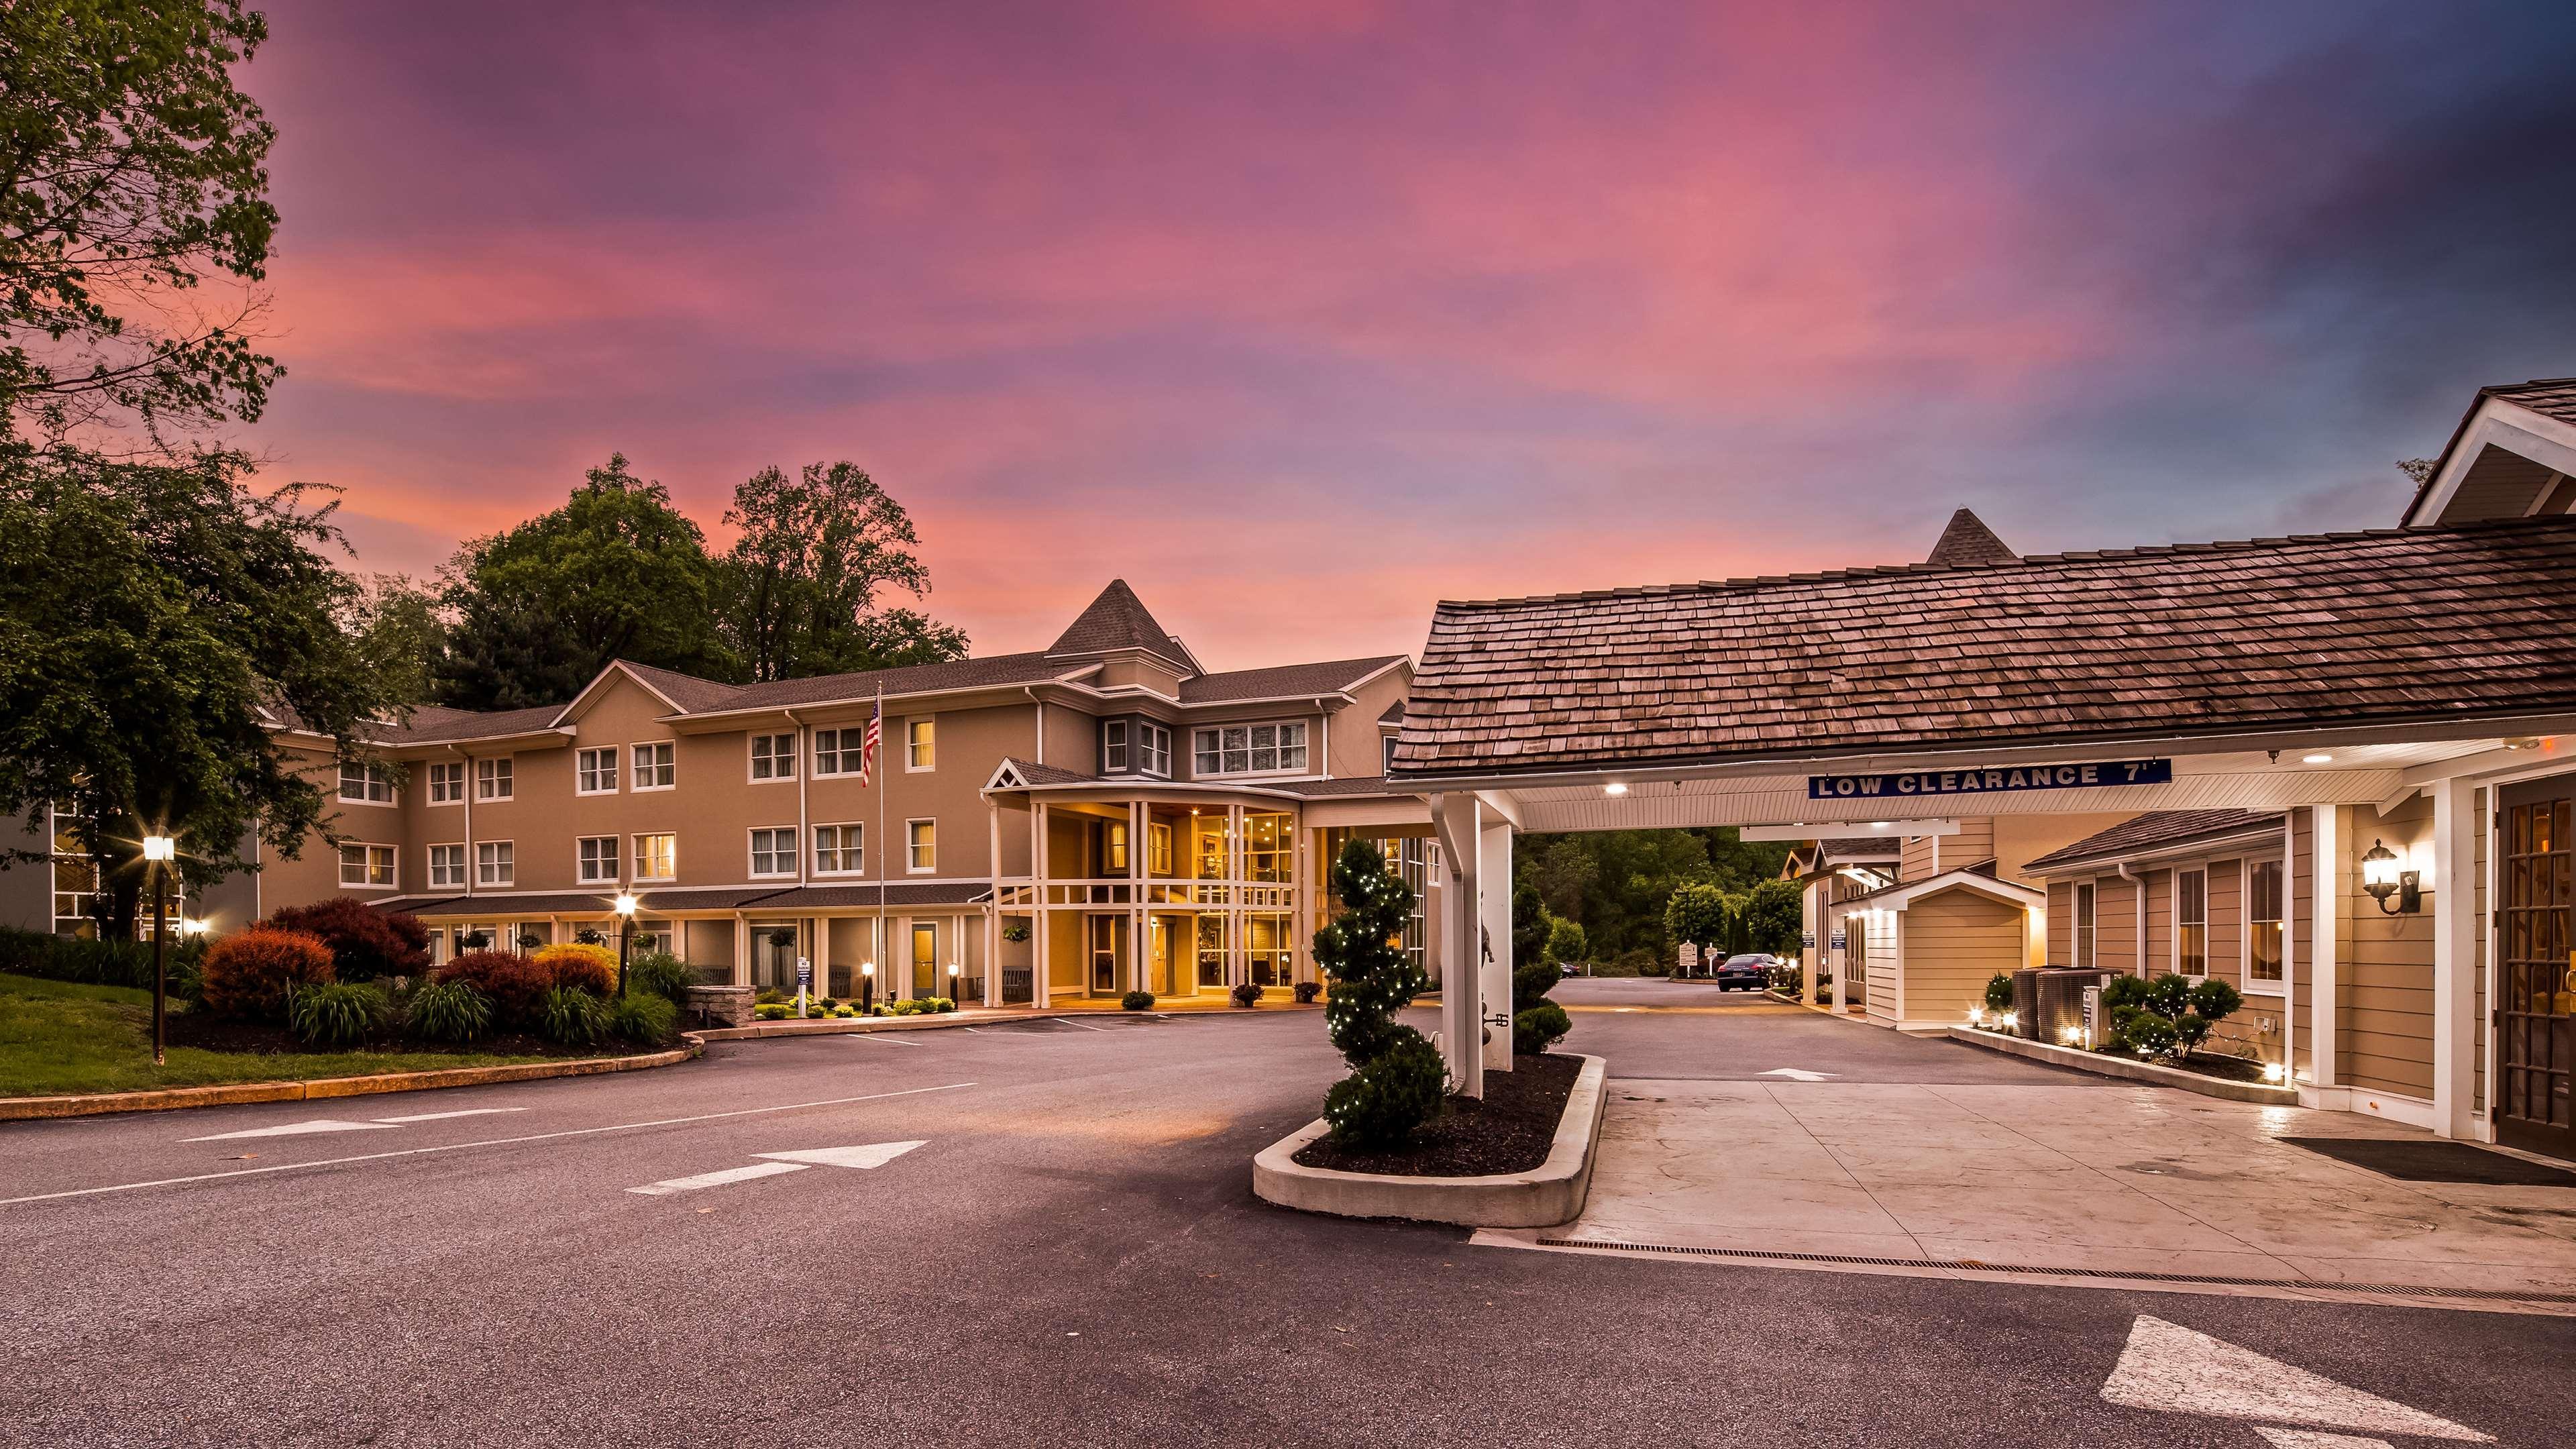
[{"xmin": 240, "ymin": 1, "xmax": 2576, "ymax": 667}]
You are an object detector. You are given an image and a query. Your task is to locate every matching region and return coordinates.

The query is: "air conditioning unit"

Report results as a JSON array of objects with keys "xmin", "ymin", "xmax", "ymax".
[{"xmin": 2016, "ymin": 967, "xmax": 2110, "ymax": 1042}]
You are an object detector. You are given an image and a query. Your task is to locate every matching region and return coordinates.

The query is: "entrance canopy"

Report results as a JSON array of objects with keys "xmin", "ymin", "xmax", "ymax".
[{"xmin": 1390, "ymin": 515, "xmax": 2576, "ymax": 826}]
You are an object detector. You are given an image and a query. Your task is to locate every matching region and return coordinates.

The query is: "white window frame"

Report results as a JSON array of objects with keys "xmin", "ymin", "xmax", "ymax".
[
  {"xmin": 631, "ymin": 741, "xmax": 676, "ymax": 792},
  {"xmin": 337, "ymin": 760, "xmax": 396, "ymax": 805},
  {"xmin": 427, "ymin": 843, "xmax": 467, "ymax": 889},
  {"xmin": 339, "ymin": 842, "xmax": 397, "ymax": 889},
  {"xmin": 476, "ymin": 755, "xmax": 515, "ymax": 801},
  {"xmin": 749, "ymin": 826, "xmax": 798, "ymax": 879},
  {"xmin": 476, "ymin": 839, "xmax": 515, "ymax": 886},
  {"xmin": 1140, "ymin": 721, "xmax": 1171, "ymax": 778},
  {"xmin": 906, "ymin": 818, "xmax": 935, "ymax": 873},
  {"xmin": 2073, "ymin": 879, "xmax": 2097, "ymax": 970},
  {"xmin": 1191, "ymin": 720, "xmax": 1309, "ymax": 777},
  {"xmin": 576, "ymin": 835, "xmax": 620, "ymax": 885},
  {"xmin": 427, "ymin": 761, "xmax": 466, "ymax": 805},
  {"xmin": 906, "ymin": 717, "xmax": 935, "ymax": 771},
  {"xmin": 576, "ymin": 747, "xmax": 620, "ymax": 796},
  {"xmin": 812, "ymin": 822, "xmax": 863, "ymax": 876},
  {"xmin": 1104, "ymin": 720, "xmax": 1129, "ymax": 772},
  {"xmin": 2244, "ymin": 856, "xmax": 2288, "ymax": 995},
  {"xmin": 749, "ymin": 733, "xmax": 797, "ymax": 783},
  {"xmin": 2173, "ymin": 863, "xmax": 2208, "ymax": 979},
  {"xmin": 812, "ymin": 727, "xmax": 855, "ymax": 776},
  {"xmin": 633, "ymin": 832, "xmax": 677, "ymax": 883}
]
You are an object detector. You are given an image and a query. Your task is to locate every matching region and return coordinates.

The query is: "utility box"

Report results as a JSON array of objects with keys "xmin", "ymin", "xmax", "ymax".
[{"xmin": 2018, "ymin": 968, "xmax": 2110, "ymax": 1044}]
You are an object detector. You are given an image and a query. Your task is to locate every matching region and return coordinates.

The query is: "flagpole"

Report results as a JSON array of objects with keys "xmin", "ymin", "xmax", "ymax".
[{"xmin": 875, "ymin": 680, "xmax": 887, "ymax": 1000}]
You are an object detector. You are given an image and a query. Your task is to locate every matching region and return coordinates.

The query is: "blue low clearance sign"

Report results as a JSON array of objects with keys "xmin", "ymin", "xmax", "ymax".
[{"xmin": 1807, "ymin": 757, "xmax": 2172, "ymax": 801}]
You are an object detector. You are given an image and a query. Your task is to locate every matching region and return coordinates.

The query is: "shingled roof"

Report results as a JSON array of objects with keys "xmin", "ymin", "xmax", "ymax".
[
  {"xmin": 2023, "ymin": 810, "xmax": 2286, "ymax": 873},
  {"xmin": 372, "ymin": 704, "xmax": 562, "ymax": 746},
  {"xmin": 1925, "ymin": 508, "xmax": 2017, "ymax": 568},
  {"xmin": 1179, "ymin": 656, "xmax": 1403, "ymax": 704},
  {"xmin": 1393, "ymin": 515, "xmax": 2576, "ymax": 779},
  {"xmin": 1047, "ymin": 580, "xmax": 1193, "ymax": 667}
]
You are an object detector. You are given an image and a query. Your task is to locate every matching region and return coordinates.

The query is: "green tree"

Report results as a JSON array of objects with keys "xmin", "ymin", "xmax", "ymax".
[
  {"xmin": 1662, "ymin": 881, "xmax": 1729, "ymax": 955},
  {"xmin": 1316, "ymin": 839, "xmax": 1443, "ymax": 1146},
  {"xmin": 1510, "ymin": 881, "xmax": 1551, "ymax": 967},
  {"xmin": 435, "ymin": 455, "xmax": 737, "ymax": 708},
  {"xmin": 0, "ymin": 445, "xmax": 396, "ymax": 932},
  {"xmin": 0, "ymin": 1, "xmax": 282, "ymax": 442},
  {"xmin": 1546, "ymin": 917, "xmax": 1588, "ymax": 967},
  {"xmin": 1740, "ymin": 878, "xmax": 1806, "ymax": 955},
  {"xmin": 342, "ymin": 574, "xmax": 445, "ymax": 706},
  {"xmin": 719, "ymin": 461, "xmax": 966, "ymax": 682}
]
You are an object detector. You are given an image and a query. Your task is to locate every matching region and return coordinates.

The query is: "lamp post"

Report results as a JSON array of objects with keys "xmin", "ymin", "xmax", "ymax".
[
  {"xmin": 614, "ymin": 892, "xmax": 639, "ymax": 996},
  {"xmin": 947, "ymin": 960, "xmax": 960, "ymax": 1008},
  {"xmin": 861, "ymin": 960, "xmax": 875, "ymax": 1014},
  {"xmin": 141, "ymin": 834, "xmax": 176, "ymax": 1065}
]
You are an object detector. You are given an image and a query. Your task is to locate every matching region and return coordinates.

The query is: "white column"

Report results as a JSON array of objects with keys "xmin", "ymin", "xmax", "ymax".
[
  {"xmin": 1479, "ymin": 812, "xmax": 1515, "ymax": 1073},
  {"xmin": 1432, "ymin": 794, "xmax": 1485, "ymax": 1097},
  {"xmin": 814, "ymin": 914, "xmax": 830, "ymax": 1000},
  {"xmin": 1033, "ymin": 801, "xmax": 1050, "ymax": 1010},
  {"xmin": 1130, "ymin": 800, "xmax": 1147, "ymax": 994},
  {"xmin": 2430, "ymin": 777, "xmax": 2480, "ymax": 1140},
  {"xmin": 732, "ymin": 914, "xmax": 750, "ymax": 989},
  {"xmin": 2309, "ymin": 804, "xmax": 2339, "ymax": 1091}
]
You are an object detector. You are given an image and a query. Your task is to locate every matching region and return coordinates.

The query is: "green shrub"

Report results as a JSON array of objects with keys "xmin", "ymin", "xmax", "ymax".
[
  {"xmin": 1511, "ymin": 960, "xmax": 1558, "ymax": 1012},
  {"xmin": 1230, "ymin": 981, "xmax": 1263, "ymax": 1007},
  {"xmin": 1323, "ymin": 1032, "xmax": 1448, "ymax": 1148},
  {"xmin": 754, "ymin": 987, "xmax": 787, "ymax": 1006},
  {"xmin": 264, "ymin": 898, "xmax": 431, "ymax": 981},
  {"xmin": 2143, "ymin": 972, "xmax": 2194, "ymax": 1018},
  {"xmin": 929, "ymin": 996, "xmax": 956, "ymax": 1014},
  {"xmin": 2100, "ymin": 973, "xmax": 2152, "ymax": 1012},
  {"xmin": 606, "ymin": 990, "xmax": 678, "ymax": 1044},
  {"xmin": 2172, "ymin": 1011, "xmax": 2213, "ymax": 1051},
  {"xmin": 1120, "ymin": 990, "xmax": 1155, "ymax": 1011},
  {"xmin": 201, "ymin": 926, "xmax": 335, "ymax": 1020},
  {"xmin": 1983, "ymin": 973, "xmax": 2015, "ymax": 1012},
  {"xmin": 286, "ymin": 981, "xmax": 389, "ymax": 1049},
  {"xmin": 433, "ymin": 951, "xmax": 551, "ymax": 1024},
  {"xmin": 2189, "ymin": 977, "xmax": 2244, "ymax": 1022},
  {"xmin": 535, "ymin": 985, "xmax": 610, "ymax": 1046},
  {"xmin": 1546, "ymin": 918, "xmax": 1588, "ymax": 969},
  {"xmin": 625, "ymin": 951, "xmax": 694, "ymax": 1005},
  {"xmin": 406, "ymin": 979, "xmax": 493, "ymax": 1044},
  {"xmin": 1293, "ymin": 980, "xmax": 1321, "ymax": 1004},
  {"xmin": 755, "ymin": 1002, "xmax": 793, "ymax": 1020},
  {"xmin": 0, "ymin": 924, "xmax": 178, "ymax": 989},
  {"xmin": 1514, "ymin": 1002, "xmax": 1571, "ymax": 1056},
  {"xmin": 2121, "ymin": 1012, "xmax": 2180, "ymax": 1059}
]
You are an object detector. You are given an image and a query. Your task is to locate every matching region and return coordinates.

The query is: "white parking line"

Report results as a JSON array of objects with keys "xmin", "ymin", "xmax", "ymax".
[
  {"xmin": 372, "ymin": 1108, "xmax": 529, "ymax": 1124},
  {"xmin": 1055, "ymin": 1018, "xmax": 1113, "ymax": 1032},
  {"xmin": 3, "ymin": 1081, "xmax": 977, "ymax": 1208},
  {"xmin": 182, "ymin": 1118, "xmax": 398, "ymax": 1142},
  {"xmin": 848, "ymin": 1034, "xmax": 925, "ymax": 1046},
  {"xmin": 627, "ymin": 1162, "xmax": 809, "ymax": 1196}
]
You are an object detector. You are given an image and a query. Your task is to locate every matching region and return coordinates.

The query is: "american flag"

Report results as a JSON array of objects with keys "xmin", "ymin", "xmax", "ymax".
[{"xmin": 856, "ymin": 694, "xmax": 882, "ymax": 787}]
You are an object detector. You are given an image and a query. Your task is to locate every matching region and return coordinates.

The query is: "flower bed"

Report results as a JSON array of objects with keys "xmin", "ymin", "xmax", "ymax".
[{"xmin": 1293, "ymin": 1053, "xmax": 1581, "ymax": 1178}]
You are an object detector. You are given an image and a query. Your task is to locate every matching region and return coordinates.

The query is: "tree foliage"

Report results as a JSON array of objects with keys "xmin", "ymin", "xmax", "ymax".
[
  {"xmin": 720, "ymin": 461, "xmax": 965, "ymax": 682},
  {"xmin": 0, "ymin": 444, "xmax": 398, "ymax": 931},
  {"xmin": 1739, "ymin": 878, "xmax": 1805, "ymax": 955},
  {"xmin": 1524, "ymin": 828, "xmax": 1788, "ymax": 961},
  {"xmin": 1317, "ymin": 839, "xmax": 1444, "ymax": 1146},
  {"xmin": 1510, "ymin": 881, "xmax": 1550, "ymax": 968},
  {"xmin": 1663, "ymin": 881, "xmax": 1729, "ymax": 954},
  {"xmin": 433, "ymin": 455, "xmax": 736, "ymax": 708},
  {"xmin": 341, "ymin": 574, "xmax": 445, "ymax": 707},
  {"xmin": 0, "ymin": 1, "xmax": 283, "ymax": 443}
]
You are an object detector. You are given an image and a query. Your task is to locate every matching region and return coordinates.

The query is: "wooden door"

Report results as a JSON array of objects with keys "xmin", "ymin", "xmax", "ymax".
[{"xmin": 2498, "ymin": 776, "xmax": 2575, "ymax": 1160}]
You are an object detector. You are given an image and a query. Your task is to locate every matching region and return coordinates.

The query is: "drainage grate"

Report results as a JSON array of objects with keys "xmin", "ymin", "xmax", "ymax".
[{"xmin": 1529, "ymin": 1237, "xmax": 2576, "ymax": 1304}]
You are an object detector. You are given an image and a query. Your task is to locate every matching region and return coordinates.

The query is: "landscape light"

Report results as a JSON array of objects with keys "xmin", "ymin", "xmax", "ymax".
[
  {"xmin": 142, "ymin": 834, "xmax": 176, "ymax": 862},
  {"xmin": 2262, "ymin": 1063, "xmax": 2287, "ymax": 1084},
  {"xmin": 1998, "ymin": 1011, "xmax": 2018, "ymax": 1030}
]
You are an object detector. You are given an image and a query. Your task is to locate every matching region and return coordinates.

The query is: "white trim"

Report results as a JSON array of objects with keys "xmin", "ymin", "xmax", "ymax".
[
  {"xmin": 337, "ymin": 841, "xmax": 399, "ymax": 890},
  {"xmin": 811, "ymin": 821, "xmax": 864, "ymax": 877},
  {"xmin": 2241, "ymin": 854, "xmax": 2288, "ymax": 997},
  {"xmin": 2171, "ymin": 861, "xmax": 2210, "ymax": 980},
  {"xmin": 747, "ymin": 825, "xmax": 798, "ymax": 879},
  {"xmin": 632, "ymin": 831, "xmax": 678, "ymax": 883},
  {"xmin": 747, "ymin": 731, "xmax": 798, "ymax": 784},
  {"xmin": 1190, "ymin": 720, "xmax": 1313, "ymax": 780},
  {"xmin": 2298, "ymin": 1085, "xmax": 2438, "ymax": 1131},
  {"xmin": 474, "ymin": 755, "xmax": 515, "ymax": 801},
  {"xmin": 574, "ymin": 835, "xmax": 620, "ymax": 885},
  {"xmin": 905, "ymin": 818, "xmax": 936, "ymax": 874},
  {"xmin": 1847, "ymin": 867, "xmax": 2045, "ymax": 916},
  {"xmin": 427, "ymin": 843, "xmax": 469, "ymax": 890},
  {"xmin": 474, "ymin": 839, "xmax": 516, "ymax": 888},
  {"xmin": 575, "ymin": 745, "xmax": 621, "ymax": 796},
  {"xmin": 335, "ymin": 760, "xmax": 399, "ymax": 807},
  {"xmin": 2402, "ymin": 396, "xmax": 2576, "ymax": 526},
  {"xmin": 425, "ymin": 760, "xmax": 467, "ymax": 806},
  {"xmin": 629, "ymin": 741, "xmax": 676, "ymax": 792},
  {"xmin": 2310, "ymin": 804, "xmax": 2339, "ymax": 1090},
  {"xmin": 550, "ymin": 659, "xmax": 689, "ymax": 727},
  {"xmin": 2430, "ymin": 775, "xmax": 2479, "ymax": 1139}
]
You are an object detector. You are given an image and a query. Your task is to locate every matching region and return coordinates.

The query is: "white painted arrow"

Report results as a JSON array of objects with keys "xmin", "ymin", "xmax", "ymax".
[
  {"xmin": 2100, "ymin": 1316, "xmax": 2491, "ymax": 1443},
  {"xmin": 2254, "ymin": 1430, "xmax": 2396, "ymax": 1449},
  {"xmin": 753, "ymin": 1140, "xmax": 926, "ymax": 1170},
  {"xmin": 372, "ymin": 1108, "xmax": 528, "ymax": 1124},
  {"xmin": 627, "ymin": 1162, "xmax": 808, "ymax": 1195},
  {"xmin": 183, "ymin": 1118, "xmax": 400, "ymax": 1142},
  {"xmin": 1756, "ymin": 1067, "xmax": 1837, "ymax": 1082}
]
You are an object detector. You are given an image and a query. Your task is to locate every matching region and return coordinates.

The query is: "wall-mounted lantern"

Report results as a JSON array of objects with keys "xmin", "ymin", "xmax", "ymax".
[{"xmin": 2360, "ymin": 839, "xmax": 2421, "ymax": 915}]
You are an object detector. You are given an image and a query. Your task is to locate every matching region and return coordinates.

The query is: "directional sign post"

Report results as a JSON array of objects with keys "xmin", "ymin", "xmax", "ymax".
[{"xmin": 797, "ymin": 956, "xmax": 812, "ymax": 1018}]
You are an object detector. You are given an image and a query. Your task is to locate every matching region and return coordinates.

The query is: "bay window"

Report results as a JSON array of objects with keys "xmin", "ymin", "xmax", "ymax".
[{"xmin": 1192, "ymin": 721, "xmax": 1306, "ymax": 775}]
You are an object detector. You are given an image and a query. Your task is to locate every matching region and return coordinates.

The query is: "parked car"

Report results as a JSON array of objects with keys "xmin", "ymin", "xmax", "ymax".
[{"xmin": 1712, "ymin": 953, "xmax": 1780, "ymax": 991}]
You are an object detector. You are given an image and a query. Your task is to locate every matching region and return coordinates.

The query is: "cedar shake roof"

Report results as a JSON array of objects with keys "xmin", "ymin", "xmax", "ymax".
[
  {"xmin": 1179, "ymin": 656, "xmax": 1404, "ymax": 704},
  {"xmin": 1925, "ymin": 508, "xmax": 2017, "ymax": 568},
  {"xmin": 2402, "ymin": 376, "xmax": 2576, "ymax": 521},
  {"xmin": 1046, "ymin": 580, "xmax": 1193, "ymax": 667},
  {"xmin": 2022, "ymin": 809, "xmax": 2286, "ymax": 873},
  {"xmin": 1394, "ymin": 514, "xmax": 2576, "ymax": 779}
]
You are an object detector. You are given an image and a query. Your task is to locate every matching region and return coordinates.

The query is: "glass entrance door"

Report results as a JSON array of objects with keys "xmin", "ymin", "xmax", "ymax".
[
  {"xmin": 1089, "ymin": 914, "xmax": 1124, "ymax": 994},
  {"xmin": 912, "ymin": 921, "xmax": 937, "ymax": 999},
  {"xmin": 2500, "ymin": 778, "xmax": 2574, "ymax": 1160}
]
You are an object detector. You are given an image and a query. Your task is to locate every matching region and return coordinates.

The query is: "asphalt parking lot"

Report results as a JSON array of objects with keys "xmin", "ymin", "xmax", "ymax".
[{"xmin": 3, "ymin": 1000, "xmax": 2569, "ymax": 1448}]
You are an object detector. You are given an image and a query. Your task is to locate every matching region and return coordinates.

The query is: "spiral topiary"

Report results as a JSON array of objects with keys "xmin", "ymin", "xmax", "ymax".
[{"xmin": 1316, "ymin": 839, "xmax": 1444, "ymax": 1147}]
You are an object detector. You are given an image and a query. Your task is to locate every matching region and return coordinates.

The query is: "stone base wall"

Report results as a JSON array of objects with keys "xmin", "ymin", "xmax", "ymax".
[{"xmin": 682, "ymin": 985, "xmax": 755, "ymax": 1028}]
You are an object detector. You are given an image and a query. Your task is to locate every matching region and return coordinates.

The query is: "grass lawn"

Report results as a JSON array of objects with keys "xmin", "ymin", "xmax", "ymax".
[{"xmin": 0, "ymin": 973, "xmax": 557, "ymax": 1099}]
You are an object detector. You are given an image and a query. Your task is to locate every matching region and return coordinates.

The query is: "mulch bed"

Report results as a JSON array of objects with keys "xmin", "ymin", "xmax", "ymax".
[
  {"xmin": 164, "ymin": 1010, "xmax": 644, "ymax": 1061},
  {"xmin": 1293, "ymin": 1052, "xmax": 1580, "ymax": 1178},
  {"xmin": 2153, "ymin": 1051, "xmax": 2273, "ymax": 1085}
]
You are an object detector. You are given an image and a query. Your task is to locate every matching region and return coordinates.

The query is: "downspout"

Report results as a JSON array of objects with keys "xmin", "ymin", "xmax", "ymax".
[
  {"xmin": 1023, "ymin": 687, "xmax": 1046, "ymax": 766},
  {"xmin": 449, "ymin": 745, "xmax": 473, "ymax": 902},
  {"xmin": 2114, "ymin": 861, "xmax": 2141, "ymax": 975},
  {"xmin": 786, "ymin": 708, "xmax": 808, "ymax": 888}
]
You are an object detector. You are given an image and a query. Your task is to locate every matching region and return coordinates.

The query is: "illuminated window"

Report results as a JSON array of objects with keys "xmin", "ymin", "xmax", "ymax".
[
  {"xmin": 907, "ymin": 718, "xmax": 934, "ymax": 770},
  {"xmin": 2074, "ymin": 881, "xmax": 2096, "ymax": 969},
  {"xmin": 2176, "ymin": 868, "xmax": 2207, "ymax": 977},
  {"xmin": 339, "ymin": 843, "xmax": 397, "ymax": 888},
  {"xmin": 633, "ymin": 833, "xmax": 676, "ymax": 881},
  {"xmin": 907, "ymin": 818, "xmax": 935, "ymax": 873},
  {"xmin": 2249, "ymin": 859, "xmax": 2285, "ymax": 985}
]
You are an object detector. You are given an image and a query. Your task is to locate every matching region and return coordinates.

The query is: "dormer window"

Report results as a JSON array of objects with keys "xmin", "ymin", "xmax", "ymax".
[
  {"xmin": 1104, "ymin": 720, "xmax": 1129, "ymax": 772},
  {"xmin": 1100, "ymin": 718, "xmax": 1172, "ymax": 777}
]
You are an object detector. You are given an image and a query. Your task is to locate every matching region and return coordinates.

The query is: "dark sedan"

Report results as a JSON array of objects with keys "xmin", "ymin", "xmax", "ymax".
[{"xmin": 1712, "ymin": 953, "xmax": 1780, "ymax": 991}]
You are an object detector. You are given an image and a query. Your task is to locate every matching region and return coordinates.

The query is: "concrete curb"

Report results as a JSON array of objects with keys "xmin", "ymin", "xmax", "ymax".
[
  {"xmin": 1251, "ymin": 1054, "xmax": 1607, "ymax": 1228},
  {"xmin": 0, "ymin": 1038, "xmax": 700, "ymax": 1122},
  {"xmin": 1945, "ymin": 1027, "xmax": 2297, "ymax": 1105},
  {"xmin": 690, "ymin": 1001, "xmax": 1314, "ymax": 1041}
]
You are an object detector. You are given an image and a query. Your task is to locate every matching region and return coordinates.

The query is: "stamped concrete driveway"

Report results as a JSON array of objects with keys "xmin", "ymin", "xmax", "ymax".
[{"xmin": 1495, "ymin": 993, "xmax": 2576, "ymax": 1316}]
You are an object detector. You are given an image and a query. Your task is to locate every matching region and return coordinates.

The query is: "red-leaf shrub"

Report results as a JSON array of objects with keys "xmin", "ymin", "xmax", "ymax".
[
  {"xmin": 433, "ymin": 951, "xmax": 551, "ymax": 1024},
  {"xmin": 531, "ymin": 942, "xmax": 616, "ymax": 996},
  {"xmin": 200, "ymin": 927, "xmax": 336, "ymax": 1020},
  {"xmin": 263, "ymin": 897, "xmax": 431, "ymax": 981}
]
